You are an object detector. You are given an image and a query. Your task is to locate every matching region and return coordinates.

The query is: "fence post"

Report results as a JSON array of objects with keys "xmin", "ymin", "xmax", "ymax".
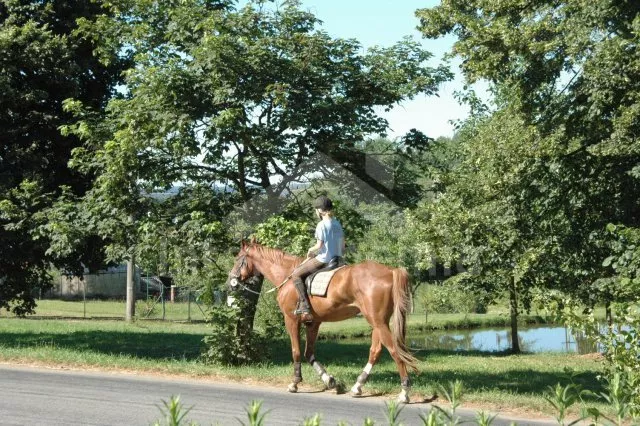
[
  {"xmin": 126, "ymin": 252, "xmax": 136, "ymax": 322},
  {"xmin": 187, "ymin": 290, "xmax": 191, "ymax": 322},
  {"xmin": 162, "ymin": 289, "xmax": 165, "ymax": 321},
  {"xmin": 83, "ymin": 278, "xmax": 86, "ymax": 319}
]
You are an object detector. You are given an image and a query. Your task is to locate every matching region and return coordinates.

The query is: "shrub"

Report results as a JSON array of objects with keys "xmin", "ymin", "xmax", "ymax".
[
  {"xmin": 202, "ymin": 302, "xmax": 270, "ymax": 365},
  {"xmin": 254, "ymin": 291, "xmax": 287, "ymax": 338},
  {"xmin": 419, "ymin": 284, "xmax": 488, "ymax": 315}
]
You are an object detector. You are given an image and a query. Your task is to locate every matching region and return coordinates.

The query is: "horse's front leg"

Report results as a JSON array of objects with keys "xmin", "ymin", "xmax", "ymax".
[
  {"xmin": 284, "ymin": 316, "xmax": 302, "ymax": 393},
  {"xmin": 304, "ymin": 322, "xmax": 336, "ymax": 390}
]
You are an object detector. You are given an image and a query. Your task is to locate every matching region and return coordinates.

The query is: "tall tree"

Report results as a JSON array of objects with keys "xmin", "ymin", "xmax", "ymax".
[
  {"xmin": 410, "ymin": 106, "xmax": 543, "ymax": 353},
  {"xmin": 0, "ymin": 0, "xmax": 127, "ymax": 314},
  {"xmin": 61, "ymin": 0, "xmax": 451, "ymax": 325},
  {"xmin": 416, "ymin": 0, "xmax": 640, "ymax": 349},
  {"xmin": 69, "ymin": 0, "xmax": 452, "ymax": 203}
]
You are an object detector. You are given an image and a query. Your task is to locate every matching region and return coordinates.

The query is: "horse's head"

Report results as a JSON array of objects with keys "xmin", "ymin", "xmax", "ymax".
[{"xmin": 227, "ymin": 239, "xmax": 259, "ymax": 292}]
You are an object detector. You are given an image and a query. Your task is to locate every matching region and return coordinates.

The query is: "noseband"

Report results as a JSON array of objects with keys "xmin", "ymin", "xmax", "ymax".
[
  {"xmin": 229, "ymin": 247, "xmax": 263, "ymax": 295},
  {"xmin": 230, "ymin": 254, "xmax": 248, "ymax": 280}
]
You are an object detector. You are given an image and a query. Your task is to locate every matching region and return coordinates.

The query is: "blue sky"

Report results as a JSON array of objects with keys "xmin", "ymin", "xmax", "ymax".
[{"xmin": 299, "ymin": 0, "xmax": 468, "ymax": 139}]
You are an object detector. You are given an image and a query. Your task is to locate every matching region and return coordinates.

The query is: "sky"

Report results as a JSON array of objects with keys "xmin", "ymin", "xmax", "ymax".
[{"xmin": 298, "ymin": 0, "xmax": 469, "ymax": 139}]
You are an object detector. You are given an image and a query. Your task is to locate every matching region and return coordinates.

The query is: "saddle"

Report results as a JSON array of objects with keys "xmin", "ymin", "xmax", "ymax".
[{"xmin": 305, "ymin": 256, "xmax": 346, "ymax": 297}]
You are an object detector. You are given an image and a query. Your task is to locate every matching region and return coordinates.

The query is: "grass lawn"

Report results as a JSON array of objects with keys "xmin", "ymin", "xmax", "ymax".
[
  {"xmin": 0, "ymin": 299, "xmax": 208, "ymax": 322},
  {"xmin": 0, "ymin": 316, "xmax": 608, "ymax": 419}
]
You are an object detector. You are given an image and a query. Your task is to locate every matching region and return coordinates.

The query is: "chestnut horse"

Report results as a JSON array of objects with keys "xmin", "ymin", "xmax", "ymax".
[{"xmin": 227, "ymin": 240, "xmax": 418, "ymax": 403}]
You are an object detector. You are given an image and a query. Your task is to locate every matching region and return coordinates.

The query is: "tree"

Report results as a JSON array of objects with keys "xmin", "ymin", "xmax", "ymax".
[
  {"xmin": 416, "ymin": 0, "xmax": 640, "ymax": 352},
  {"xmin": 69, "ymin": 0, "xmax": 452, "ymax": 202},
  {"xmin": 409, "ymin": 106, "xmax": 545, "ymax": 353},
  {"xmin": 0, "ymin": 0, "xmax": 127, "ymax": 315},
  {"xmin": 61, "ymin": 0, "xmax": 451, "ymax": 328}
]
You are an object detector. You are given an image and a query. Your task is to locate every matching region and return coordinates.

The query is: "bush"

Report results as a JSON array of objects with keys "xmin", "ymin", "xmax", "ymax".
[
  {"xmin": 202, "ymin": 302, "xmax": 270, "ymax": 365},
  {"xmin": 419, "ymin": 284, "xmax": 488, "ymax": 315},
  {"xmin": 254, "ymin": 291, "xmax": 287, "ymax": 338}
]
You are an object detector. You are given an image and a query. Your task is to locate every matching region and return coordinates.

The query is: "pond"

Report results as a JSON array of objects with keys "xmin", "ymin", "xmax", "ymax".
[{"xmin": 406, "ymin": 325, "xmax": 599, "ymax": 354}]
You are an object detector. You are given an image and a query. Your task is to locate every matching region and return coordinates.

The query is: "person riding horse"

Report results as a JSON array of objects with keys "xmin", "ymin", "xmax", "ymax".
[{"xmin": 291, "ymin": 196, "xmax": 345, "ymax": 323}]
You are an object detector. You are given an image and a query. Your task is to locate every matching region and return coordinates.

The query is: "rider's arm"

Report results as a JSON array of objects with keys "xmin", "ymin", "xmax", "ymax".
[{"xmin": 307, "ymin": 239, "xmax": 323, "ymax": 258}]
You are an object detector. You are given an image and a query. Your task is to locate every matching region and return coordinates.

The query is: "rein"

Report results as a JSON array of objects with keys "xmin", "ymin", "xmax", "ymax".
[
  {"xmin": 266, "ymin": 257, "xmax": 311, "ymax": 294},
  {"xmin": 232, "ymin": 244, "xmax": 311, "ymax": 295},
  {"xmin": 236, "ymin": 280, "xmax": 262, "ymax": 295}
]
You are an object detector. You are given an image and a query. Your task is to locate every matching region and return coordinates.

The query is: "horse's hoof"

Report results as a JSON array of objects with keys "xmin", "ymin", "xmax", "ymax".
[
  {"xmin": 287, "ymin": 383, "xmax": 298, "ymax": 393},
  {"xmin": 350, "ymin": 383, "xmax": 363, "ymax": 396},
  {"xmin": 326, "ymin": 375, "xmax": 336, "ymax": 390},
  {"xmin": 396, "ymin": 391, "xmax": 410, "ymax": 404}
]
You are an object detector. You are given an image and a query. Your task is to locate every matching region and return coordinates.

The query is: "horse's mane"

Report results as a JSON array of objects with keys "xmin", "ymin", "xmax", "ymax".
[{"xmin": 251, "ymin": 244, "xmax": 303, "ymax": 266}]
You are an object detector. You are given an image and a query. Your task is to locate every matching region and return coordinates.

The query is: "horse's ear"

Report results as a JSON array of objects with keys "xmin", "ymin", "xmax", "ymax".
[
  {"xmin": 240, "ymin": 238, "xmax": 247, "ymax": 249},
  {"xmin": 250, "ymin": 235, "xmax": 257, "ymax": 244}
]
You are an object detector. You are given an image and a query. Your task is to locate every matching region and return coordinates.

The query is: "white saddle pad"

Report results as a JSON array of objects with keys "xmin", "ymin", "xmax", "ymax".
[{"xmin": 307, "ymin": 266, "xmax": 346, "ymax": 297}]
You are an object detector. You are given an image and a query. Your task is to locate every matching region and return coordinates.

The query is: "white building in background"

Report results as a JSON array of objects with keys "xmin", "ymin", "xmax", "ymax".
[{"xmin": 48, "ymin": 265, "xmax": 151, "ymax": 299}]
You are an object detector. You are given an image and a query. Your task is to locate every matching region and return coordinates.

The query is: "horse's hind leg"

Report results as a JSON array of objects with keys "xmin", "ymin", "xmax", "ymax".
[
  {"xmin": 284, "ymin": 316, "xmax": 303, "ymax": 393},
  {"xmin": 376, "ymin": 324, "xmax": 412, "ymax": 404},
  {"xmin": 350, "ymin": 329, "xmax": 382, "ymax": 396},
  {"xmin": 304, "ymin": 322, "xmax": 336, "ymax": 390}
]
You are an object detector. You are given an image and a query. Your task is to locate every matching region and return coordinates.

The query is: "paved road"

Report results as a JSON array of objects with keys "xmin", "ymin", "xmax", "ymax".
[{"xmin": 0, "ymin": 365, "xmax": 555, "ymax": 425}]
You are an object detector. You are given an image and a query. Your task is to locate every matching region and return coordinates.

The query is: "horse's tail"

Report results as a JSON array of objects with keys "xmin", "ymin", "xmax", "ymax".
[{"xmin": 391, "ymin": 267, "xmax": 419, "ymax": 373}]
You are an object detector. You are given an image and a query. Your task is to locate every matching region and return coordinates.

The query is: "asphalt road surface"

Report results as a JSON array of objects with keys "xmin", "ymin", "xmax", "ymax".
[{"xmin": 0, "ymin": 365, "xmax": 555, "ymax": 425}]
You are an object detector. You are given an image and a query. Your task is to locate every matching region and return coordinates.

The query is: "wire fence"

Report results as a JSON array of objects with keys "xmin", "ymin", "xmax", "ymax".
[{"xmin": 31, "ymin": 269, "xmax": 212, "ymax": 322}]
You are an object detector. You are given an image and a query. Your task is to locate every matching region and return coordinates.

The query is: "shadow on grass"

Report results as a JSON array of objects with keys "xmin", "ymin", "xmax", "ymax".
[
  {"xmin": 0, "ymin": 328, "xmax": 604, "ymax": 400},
  {"xmin": 0, "ymin": 330, "xmax": 206, "ymax": 360},
  {"xmin": 284, "ymin": 339, "xmax": 605, "ymax": 400}
]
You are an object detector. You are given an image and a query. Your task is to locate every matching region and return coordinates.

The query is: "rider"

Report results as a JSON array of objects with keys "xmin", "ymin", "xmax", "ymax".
[{"xmin": 291, "ymin": 195, "xmax": 345, "ymax": 323}]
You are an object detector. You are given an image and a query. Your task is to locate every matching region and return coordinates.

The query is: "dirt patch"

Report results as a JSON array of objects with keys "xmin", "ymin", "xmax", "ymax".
[{"xmin": 576, "ymin": 352, "xmax": 604, "ymax": 361}]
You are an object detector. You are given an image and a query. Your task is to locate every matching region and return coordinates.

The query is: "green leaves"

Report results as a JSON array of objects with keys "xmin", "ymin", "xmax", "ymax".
[{"xmin": 254, "ymin": 216, "xmax": 312, "ymax": 257}]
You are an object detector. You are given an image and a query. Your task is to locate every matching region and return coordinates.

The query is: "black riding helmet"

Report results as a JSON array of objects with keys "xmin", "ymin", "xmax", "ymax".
[{"xmin": 313, "ymin": 195, "xmax": 333, "ymax": 211}]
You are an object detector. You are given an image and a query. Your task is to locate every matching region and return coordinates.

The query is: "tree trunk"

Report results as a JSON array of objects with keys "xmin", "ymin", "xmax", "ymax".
[
  {"xmin": 235, "ymin": 275, "xmax": 264, "ymax": 359},
  {"xmin": 605, "ymin": 301, "xmax": 612, "ymax": 327},
  {"xmin": 509, "ymin": 277, "xmax": 520, "ymax": 354},
  {"xmin": 125, "ymin": 252, "xmax": 136, "ymax": 322}
]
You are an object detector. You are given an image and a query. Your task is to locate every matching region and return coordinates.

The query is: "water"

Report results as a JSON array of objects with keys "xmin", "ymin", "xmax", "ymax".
[{"xmin": 406, "ymin": 325, "xmax": 599, "ymax": 354}]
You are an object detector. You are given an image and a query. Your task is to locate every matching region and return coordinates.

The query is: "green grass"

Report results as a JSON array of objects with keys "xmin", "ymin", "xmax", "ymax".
[
  {"xmin": 0, "ymin": 316, "xmax": 608, "ymax": 419},
  {"xmin": 0, "ymin": 299, "xmax": 208, "ymax": 322}
]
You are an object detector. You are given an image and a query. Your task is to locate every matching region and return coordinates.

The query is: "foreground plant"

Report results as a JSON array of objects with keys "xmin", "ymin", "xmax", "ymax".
[
  {"xmin": 419, "ymin": 380, "xmax": 467, "ymax": 426},
  {"xmin": 543, "ymin": 383, "xmax": 587, "ymax": 426},
  {"xmin": 597, "ymin": 373, "xmax": 638, "ymax": 426},
  {"xmin": 152, "ymin": 395, "xmax": 196, "ymax": 426},
  {"xmin": 474, "ymin": 411, "xmax": 498, "ymax": 426},
  {"xmin": 302, "ymin": 413, "xmax": 322, "ymax": 426},
  {"xmin": 383, "ymin": 400, "xmax": 405, "ymax": 426},
  {"xmin": 238, "ymin": 400, "xmax": 270, "ymax": 426}
]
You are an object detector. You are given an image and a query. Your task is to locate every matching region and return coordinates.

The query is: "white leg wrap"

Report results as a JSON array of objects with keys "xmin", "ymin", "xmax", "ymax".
[
  {"xmin": 397, "ymin": 388, "xmax": 410, "ymax": 404},
  {"xmin": 351, "ymin": 362, "xmax": 374, "ymax": 396},
  {"xmin": 321, "ymin": 373, "xmax": 331, "ymax": 385},
  {"xmin": 312, "ymin": 361, "xmax": 325, "ymax": 376}
]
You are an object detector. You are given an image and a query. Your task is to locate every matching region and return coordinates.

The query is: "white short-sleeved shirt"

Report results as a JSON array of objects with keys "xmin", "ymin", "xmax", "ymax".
[{"xmin": 314, "ymin": 217, "xmax": 344, "ymax": 263}]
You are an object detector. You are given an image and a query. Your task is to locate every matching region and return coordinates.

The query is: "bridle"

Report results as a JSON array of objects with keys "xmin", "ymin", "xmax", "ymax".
[
  {"xmin": 229, "ymin": 244, "xmax": 311, "ymax": 295},
  {"xmin": 228, "ymin": 247, "xmax": 263, "ymax": 295}
]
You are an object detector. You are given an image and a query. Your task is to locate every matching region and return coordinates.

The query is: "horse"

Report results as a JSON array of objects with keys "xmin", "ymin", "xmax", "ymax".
[{"xmin": 227, "ymin": 239, "xmax": 418, "ymax": 403}]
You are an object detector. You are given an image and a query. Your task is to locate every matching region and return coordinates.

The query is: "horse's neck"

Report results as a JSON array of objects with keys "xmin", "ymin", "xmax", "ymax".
[{"xmin": 252, "ymin": 252, "xmax": 299, "ymax": 285}]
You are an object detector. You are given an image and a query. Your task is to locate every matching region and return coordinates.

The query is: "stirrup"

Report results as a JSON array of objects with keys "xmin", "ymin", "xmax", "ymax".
[
  {"xmin": 294, "ymin": 300, "xmax": 310, "ymax": 316},
  {"xmin": 299, "ymin": 311, "xmax": 314, "ymax": 323},
  {"xmin": 293, "ymin": 306, "xmax": 314, "ymax": 323}
]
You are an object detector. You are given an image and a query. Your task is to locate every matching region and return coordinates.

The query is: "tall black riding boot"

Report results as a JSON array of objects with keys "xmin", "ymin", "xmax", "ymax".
[{"xmin": 292, "ymin": 278, "xmax": 314, "ymax": 323}]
